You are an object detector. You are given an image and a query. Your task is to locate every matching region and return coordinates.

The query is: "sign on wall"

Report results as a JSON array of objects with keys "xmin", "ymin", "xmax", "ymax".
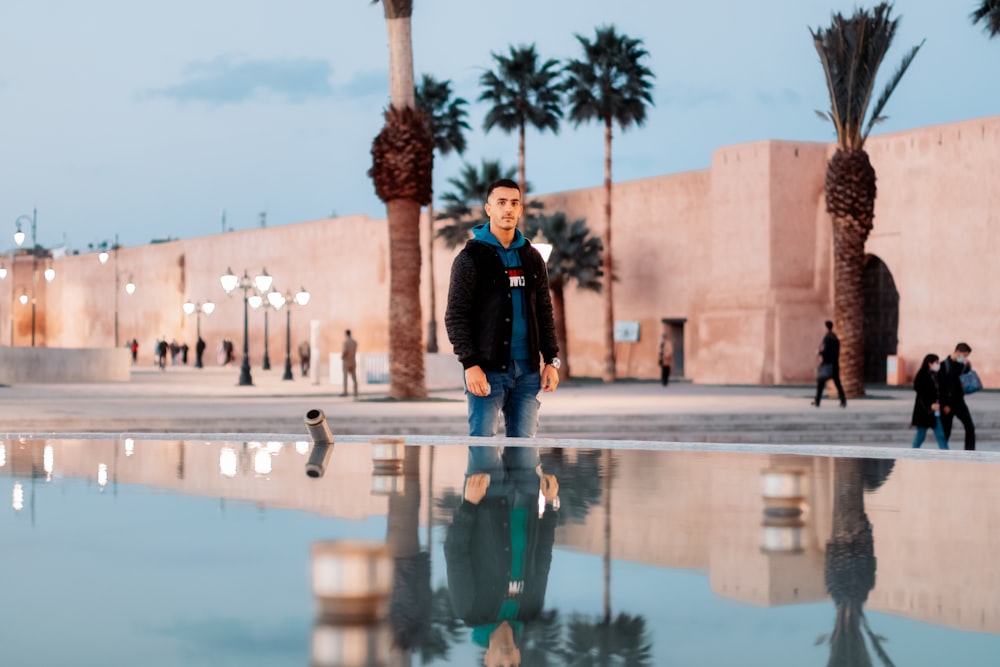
[{"xmin": 613, "ymin": 321, "xmax": 641, "ymax": 343}]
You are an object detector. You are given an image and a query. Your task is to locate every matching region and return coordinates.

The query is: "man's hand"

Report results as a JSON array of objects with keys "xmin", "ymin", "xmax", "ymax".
[
  {"xmin": 464, "ymin": 473, "xmax": 490, "ymax": 504},
  {"xmin": 943, "ymin": 405, "xmax": 952, "ymax": 415},
  {"xmin": 465, "ymin": 366, "xmax": 490, "ymax": 397},
  {"xmin": 541, "ymin": 474, "xmax": 559, "ymax": 503},
  {"xmin": 542, "ymin": 364, "xmax": 559, "ymax": 392}
]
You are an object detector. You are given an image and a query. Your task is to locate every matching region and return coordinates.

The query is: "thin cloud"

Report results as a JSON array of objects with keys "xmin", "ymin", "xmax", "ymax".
[
  {"xmin": 756, "ymin": 88, "xmax": 801, "ymax": 106},
  {"xmin": 339, "ymin": 69, "xmax": 389, "ymax": 98},
  {"xmin": 147, "ymin": 56, "xmax": 334, "ymax": 105},
  {"xmin": 661, "ymin": 84, "xmax": 730, "ymax": 109}
]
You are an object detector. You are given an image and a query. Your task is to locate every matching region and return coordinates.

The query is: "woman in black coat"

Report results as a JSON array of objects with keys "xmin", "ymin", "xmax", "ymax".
[{"xmin": 911, "ymin": 353, "xmax": 948, "ymax": 449}]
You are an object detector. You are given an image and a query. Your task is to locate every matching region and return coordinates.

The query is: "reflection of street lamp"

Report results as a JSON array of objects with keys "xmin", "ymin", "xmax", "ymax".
[
  {"xmin": 182, "ymin": 300, "xmax": 216, "ymax": 368},
  {"xmin": 221, "ymin": 267, "xmax": 268, "ymax": 387},
  {"xmin": 98, "ymin": 235, "xmax": 135, "ymax": 347},
  {"xmin": 269, "ymin": 286, "xmax": 310, "ymax": 381}
]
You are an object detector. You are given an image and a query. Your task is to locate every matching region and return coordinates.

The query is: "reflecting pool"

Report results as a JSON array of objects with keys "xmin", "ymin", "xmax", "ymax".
[{"xmin": 1, "ymin": 437, "xmax": 998, "ymax": 666}]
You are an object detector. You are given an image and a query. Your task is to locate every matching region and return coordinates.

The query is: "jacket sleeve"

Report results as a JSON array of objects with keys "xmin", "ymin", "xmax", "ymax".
[
  {"xmin": 532, "ymin": 249, "xmax": 559, "ymax": 363},
  {"xmin": 444, "ymin": 503, "xmax": 479, "ymax": 620},
  {"xmin": 444, "ymin": 251, "xmax": 481, "ymax": 369}
]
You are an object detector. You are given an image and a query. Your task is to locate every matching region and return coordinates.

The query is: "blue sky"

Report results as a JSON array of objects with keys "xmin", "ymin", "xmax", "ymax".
[{"xmin": 1, "ymin": 0, "xmax": 997, "ymax": 249}]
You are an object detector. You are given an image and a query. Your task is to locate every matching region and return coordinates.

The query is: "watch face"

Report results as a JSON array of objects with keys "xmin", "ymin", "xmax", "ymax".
[{"xmin": 550, "ymin": 358, "xmax": 561, "ymax": 369}]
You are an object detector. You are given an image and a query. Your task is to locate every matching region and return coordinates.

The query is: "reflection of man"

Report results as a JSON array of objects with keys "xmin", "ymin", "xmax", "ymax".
[{"xmin": 445, "ymin": 447, "xmax": 559, "ymax": 667}]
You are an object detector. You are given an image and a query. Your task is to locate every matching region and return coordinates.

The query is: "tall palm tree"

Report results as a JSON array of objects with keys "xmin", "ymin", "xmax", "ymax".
[
  {"xmin": 436, "ymin": 159, "xmax": 517, "ymax": 248},
  {"xmin": 525, "ymin": 210, "xmax": 603, "ymax": 379},
  {"xmin": 971, "ymin": 0, "xmax": 1000, "ymax": 37},
  {"xmin": 415, "ymin": 74, "xmax": 470, "ymax": 354},
  {"xmin": 810, "ymin": 4, "xmax": 922, "ymax": 398},
  {"xmin": 564, "ymin": 26, "xmax": 654, "ymax": 383},
  {"xmin": 369, "ymin": 0, "xmax": 434, "ymax": 398},
  {"xmin": 479, "ymin": 43, "xmax": 563, "ymax": 220}
]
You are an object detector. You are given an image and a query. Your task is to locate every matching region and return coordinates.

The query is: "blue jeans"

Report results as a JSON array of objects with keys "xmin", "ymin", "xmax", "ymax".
[
  {"xmin": 466, "ymin": 446, "xmax": 541, "ymax": 506},
  {"xmin": 912, "ymin": 416, "xmax": 949, "ymax": 449},
  {"xmin": 466, "ymin": 360, "xmax": 541, "ymax": 438}
]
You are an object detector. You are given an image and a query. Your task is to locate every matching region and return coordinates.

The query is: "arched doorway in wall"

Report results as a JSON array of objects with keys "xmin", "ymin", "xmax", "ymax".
[{"xmin": 862, "ymin": 255, "xmax": 899, "ymax": 384}]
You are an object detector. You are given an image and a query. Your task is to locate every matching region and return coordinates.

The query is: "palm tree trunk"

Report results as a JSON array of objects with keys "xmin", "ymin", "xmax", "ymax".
[
  {"xmin": 550, "ymin": 277, "xmax": 571, "ymax": 379},
  {"xmin": 832, "ymin": 218, "xmax": 866, "ymax": 397},
  {"xmin": 384, "ymin": 7, "xmax": 414, "ymax": 109},
  {"xmin": 380, "ymin": 0, "xmax": 427, "ymax": 399},
  {"xmin": 518, "ymin": 121, "xmax": 527, "ymax": 232},
  {"xmin": 601, "ymin": 118, "xmax": 616, "ymax": 383},
  {"xmin": 388, "ymin": 199, "xmax": 426, "ymax": 398},
  {"xmin": 426, "ymin": 200, "xmax": 438, "ymax": 353}
]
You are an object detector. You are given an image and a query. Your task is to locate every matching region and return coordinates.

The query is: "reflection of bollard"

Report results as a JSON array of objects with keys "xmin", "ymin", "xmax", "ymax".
[
  {"xmin": 311, "ymin": 619, "xmax": 393, "ymax": 667},
  {"xmin": 311, "ymin": 541, "xmax": 393, "ymax": 623},
  {"xmin": 760, "ymin": 468, "xmax": 806, "ymax": 554},
  {"xmin": 370, "ymin": 438, "xmax": 404, "ymax": 495},
  {"xmin": 305, "ymin": 409, "xmax": 335, "ymax": 478}
]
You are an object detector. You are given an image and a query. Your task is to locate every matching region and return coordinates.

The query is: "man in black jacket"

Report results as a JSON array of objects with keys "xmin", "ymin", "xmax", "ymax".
[
  {"xmin": 813, "ymin": 320, "xmax": 847, "ymax": 408},
  {"xmin": 445, "ymin": 179, "xmax": 560, "ymax": 438},
  {"xmin": 938, "ymin": 342, "xmax": 975, "ymax": 450}
]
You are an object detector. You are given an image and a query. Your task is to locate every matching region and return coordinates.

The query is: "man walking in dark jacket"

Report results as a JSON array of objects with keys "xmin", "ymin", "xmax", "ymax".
[
  {"xmin": 445, "ymin": 178, "xmax": 560, "ymax": 438},
  {"xmin": 813, "ymin": 320, "xmax": 847, "ymax": 408},
  {"xmin": 938, "ymin": 342, "xmax": 976, "ymax": 450}
]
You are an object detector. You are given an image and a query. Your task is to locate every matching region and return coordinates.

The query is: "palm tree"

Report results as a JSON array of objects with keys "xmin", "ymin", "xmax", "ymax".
[
  {"xmin": 415, "ymin": 74, "xmax": 470, "ymax": 354},
  {"xmin": 564, "ymin": 26, "xmax": 654, "ymax": 383},
  {"xmin": 368, "ymin": 0, "xmax": 434, "ymax": 399},
  {"xmin": 810, "ymin": 4, "xmax": 923, "ymax": 398},
  {"xmin": 818, "ymin": 457, "xmax": 895, "ymax": 667},
  {"xmin": 479, "ymin": 43, "xmax": 563, "ymax": 219},
  {"xmin": 971, "ymin": 0, "xmax": 1000, "ymax": 37},
  {"xmin": 436, "ymin": 159, "xmax": 518, "ymax": 248},
  {"xmin": 525, "ymin": 210, "xmax": 603, "ymax": 379}
]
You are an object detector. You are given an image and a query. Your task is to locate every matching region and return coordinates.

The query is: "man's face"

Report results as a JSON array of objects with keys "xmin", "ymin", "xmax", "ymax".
[{"xmin": 484, "ymin": 186, "xmax": 522, "ymax": 233}]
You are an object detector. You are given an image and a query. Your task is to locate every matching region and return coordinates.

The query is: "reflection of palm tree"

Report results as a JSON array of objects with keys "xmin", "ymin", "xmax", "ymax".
[
  {"xmin": 539, "ymin": 449, "xmax": 603, "ymax": 525},
  {"xmin": 820, "ymin": 458, "xmax": 895, "ymax": 667},
  {"xmin": 388, "ymin": 447, "xmax": 430, "ymax": 661},
  {"xmin": 560, "ymin": 612, "xmax": 653, "ymax": 666},
  {"xmin": 417, "ymin": 586, "xmax": 464, "ymax": 664}
]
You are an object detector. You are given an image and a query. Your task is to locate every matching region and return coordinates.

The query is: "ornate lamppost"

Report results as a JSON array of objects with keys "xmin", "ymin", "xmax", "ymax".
[
  {"xmin": 98, "ymin": 235, "xmax": 136, "ymax": 348},
  {"xmin": 13, "ymin": 208, "xmax": 54, "ymax": 347},
  {"xmin": 247, "ymin": 270, "xmax": 274, "ymax": 370},
  {"xmin": 269, "ymin": 286, "xmax": 310, "ymax": 381},
  {"xmin": 221, "ymin": 267, "xmax": 270, "ymax": 387}
]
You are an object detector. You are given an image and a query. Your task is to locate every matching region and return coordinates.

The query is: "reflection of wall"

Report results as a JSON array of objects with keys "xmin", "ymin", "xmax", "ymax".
[{"xmin": 8, "ymin": 440, "xmax": 1000, "ymax": 633}]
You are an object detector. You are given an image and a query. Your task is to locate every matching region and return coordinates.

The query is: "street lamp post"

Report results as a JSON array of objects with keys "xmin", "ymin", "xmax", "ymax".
[
  {"xmin": 269, "ymin": 286, "xmax": 310, "ymax": 381},
  {"xmin": 253, "ymin": 270, "xmax": 273, "ymax": 370},
  {"xmin": 182, "ymin": 300, "xmax": 215, "ymax": 368},
  {"xmin": 221, "ymin": 267, "xmax": 269, "ymax": 387},
  {"xmin": 13, "ymin": 208, "xmax": 40, "ymax": 347},
  {"xmin": 98, "ymin": 235, "xmax": 135, "ymax": 348}
]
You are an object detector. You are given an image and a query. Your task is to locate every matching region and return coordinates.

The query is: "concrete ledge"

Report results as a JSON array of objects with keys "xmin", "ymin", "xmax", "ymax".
[{"xmin": 0, "ymin": 347, "xmax": 131, "ymax": 383}]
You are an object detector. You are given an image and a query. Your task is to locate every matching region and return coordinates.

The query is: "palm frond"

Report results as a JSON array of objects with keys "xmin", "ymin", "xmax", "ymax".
[
  {"xmin": 863, "ymin": 40, "xmax": 923, "ymax": 140},
  {"xmin": 971, "ymin": 0, "xmax": 1000, "ymax": 38}
]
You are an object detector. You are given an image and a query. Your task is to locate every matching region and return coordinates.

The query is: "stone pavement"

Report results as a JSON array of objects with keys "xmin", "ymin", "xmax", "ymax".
[{"xmin": 1, "ymin": 364, "xmax": 998, "ymax": 451}]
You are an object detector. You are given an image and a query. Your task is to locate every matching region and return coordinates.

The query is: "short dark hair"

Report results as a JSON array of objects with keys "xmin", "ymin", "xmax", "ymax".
[
  {"xmin": 345, "ymin": 329, "xmax": 352, "ymax": 336},
  {"xmin": 956, "ymin": 342, "xmax": 972, "ymax": 353},
  {"xmin": 825, "ymin": 320, "xmax": 834, "ymax": 331},
  {"xmin": 486, "ymin": 179, "xmax": 521, "ymax": 201}
]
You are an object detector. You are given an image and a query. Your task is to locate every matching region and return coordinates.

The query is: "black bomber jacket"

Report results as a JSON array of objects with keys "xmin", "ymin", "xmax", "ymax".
[{"xmin": 445, "ymin": 239, "xmax": 559, "ymax": 372}]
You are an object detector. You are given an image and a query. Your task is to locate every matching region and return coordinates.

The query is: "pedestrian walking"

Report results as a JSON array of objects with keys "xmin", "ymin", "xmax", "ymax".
[
  {"xmin": 658, "ymin": 327, "xmax": 674, "ymax": 387},
  {"xmin": 813, "ymin": 320, "xmax": 846, "ymax": 408},
  {"xmin": 298, "ymin": 340, "xmax": 311, "ymax": 377},
  {"xmin": 938, "ymin": 342, "xmax": 976, "ymax": 450},
  {"xmin": 341, "ymin": 330, "xmax": 358, "ymax": 397},
  {"xmin": 911, "ymin": 354, "xmax": 948, "ymax": 449}
]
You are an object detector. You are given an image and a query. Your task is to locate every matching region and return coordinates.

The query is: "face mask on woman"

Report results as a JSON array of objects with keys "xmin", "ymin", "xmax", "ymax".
[{"xmin": 930, "ymin": 363, "xmax": 941, "ymax": 372}]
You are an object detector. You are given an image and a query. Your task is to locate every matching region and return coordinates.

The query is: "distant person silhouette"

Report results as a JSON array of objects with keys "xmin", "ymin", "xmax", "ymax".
[{"xmin": 813, "ymin": 320, "xmax": 846, "ymax": 408}]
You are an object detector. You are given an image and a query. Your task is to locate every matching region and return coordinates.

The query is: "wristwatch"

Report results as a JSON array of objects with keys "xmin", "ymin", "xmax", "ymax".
[{"xmin": 546, "ymin": 357, "xmax": 561, "ymax": 370}]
